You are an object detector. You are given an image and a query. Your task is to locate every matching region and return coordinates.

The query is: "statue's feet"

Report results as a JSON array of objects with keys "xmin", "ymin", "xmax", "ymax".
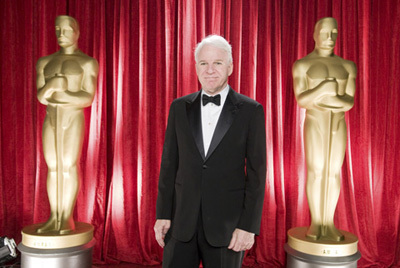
[
  {"xmin": 306, "ymin": 224, "xmax": 321, "ymax": 240},
  {"xmin": 325, "ymin": 225, "xmax": 344, "ymax": 241},
  {"xmin": 36, "ymin": 218, "xmax": 57, "ymax": 234},
  {"xmin": 59, "ymin": 219, "xmax": 75, "ymax": 234}
]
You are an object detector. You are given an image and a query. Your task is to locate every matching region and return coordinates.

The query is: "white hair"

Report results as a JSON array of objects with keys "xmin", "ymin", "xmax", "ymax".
[{"xmin": 195, "ymin": 35, "xmax": 233, "ymax": 63}]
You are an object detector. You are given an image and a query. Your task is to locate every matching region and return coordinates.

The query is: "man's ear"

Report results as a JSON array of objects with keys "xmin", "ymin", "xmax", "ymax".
[{"xmin": 228, "ymin": 63, "xmax": 233, "ymax": 76}]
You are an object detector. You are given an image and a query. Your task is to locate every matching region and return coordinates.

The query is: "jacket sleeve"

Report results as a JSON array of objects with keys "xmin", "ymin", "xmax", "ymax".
[
  {"xmin": 237, "ymin": 103, "xmax": 266, "ymax": 234},
  {"xmin": 156, "ymin": 101, "xmax": 179, "ymax": 219}
]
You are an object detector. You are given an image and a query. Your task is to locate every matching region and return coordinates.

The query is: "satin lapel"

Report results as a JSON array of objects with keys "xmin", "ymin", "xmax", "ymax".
[
  {"xmin": 186, "ymin": 91, "xmax": 205, "ymax": 161},
  {"xmin": 205, "ymin": 88, "xmax": 240, "ymax": 161}
]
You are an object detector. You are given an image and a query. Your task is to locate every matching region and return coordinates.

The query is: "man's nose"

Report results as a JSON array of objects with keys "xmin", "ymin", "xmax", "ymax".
[{"xmin": 206, "ymin": 65, "xmax": 215, "ymax": 73}]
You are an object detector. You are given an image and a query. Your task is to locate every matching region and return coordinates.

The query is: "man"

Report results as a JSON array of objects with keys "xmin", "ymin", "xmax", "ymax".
[
  {"xmin": 292, "ymin": 17, "xmax": 356, "ymax": 241},
  {"xmin": 154, "ymin": 35, "xmax": 266, "ymax": 267},
  {"xmin": 36, "ymin": 15, "xmax": 98, "ymax": 234}
]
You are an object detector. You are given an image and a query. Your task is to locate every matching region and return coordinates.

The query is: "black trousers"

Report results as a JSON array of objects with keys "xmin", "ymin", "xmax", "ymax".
[{"xmin": 162, "ymin": 214, "xmax": 244, "ymax": 268}]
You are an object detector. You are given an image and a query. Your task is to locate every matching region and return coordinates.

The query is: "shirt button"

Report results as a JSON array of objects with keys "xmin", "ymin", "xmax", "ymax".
[{"xmin": 203, "ymin": 165, "xmax": 207, "ymax": 169}]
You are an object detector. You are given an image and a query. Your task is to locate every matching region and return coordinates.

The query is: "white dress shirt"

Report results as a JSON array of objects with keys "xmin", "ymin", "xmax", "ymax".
[{"xmin": 201, "ymin": 85, "xmax": 229, "ymax": 156}]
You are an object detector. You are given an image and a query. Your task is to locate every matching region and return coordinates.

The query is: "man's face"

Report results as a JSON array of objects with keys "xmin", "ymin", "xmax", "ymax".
[
  {"xmin": 314, "ymin": 19, "xmax": 338, "ymax": 50},
  {"xmin": 55, "ymin": 18, "xmax": 79, "ymax": 48},
  {"xmin": 196, "ymin": 45, "xmax": 233, "ymax": 96}
]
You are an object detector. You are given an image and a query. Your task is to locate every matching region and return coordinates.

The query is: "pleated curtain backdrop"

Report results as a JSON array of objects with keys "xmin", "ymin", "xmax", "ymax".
[{"xmin": 0, "ymin": 0, "xmax": 399, "ymax": 267}]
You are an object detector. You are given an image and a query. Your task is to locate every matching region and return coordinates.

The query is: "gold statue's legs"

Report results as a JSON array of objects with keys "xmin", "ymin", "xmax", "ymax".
[
  {"xmin": 37, "ymin": 108, "xmax": 84, "ymax": 234},
  {"xmin": 304, "ymin": 112, "xmax": 346, "ymax": 241},
  {"xmin": 59, "ymin": 115, "xmax": 84, "ymax": 233},
  {"xmin": 324, "ymin": 115, "xmax": 346, "ymax": 241},
  {"xmin": 37, "ymin": 116, "xmax": 58, "ymax": 233},
  {"xmin": 305, "ymin": 171, "xmax": 323, "ymax": 240},
  {"xmin": 304, "ymin": 114, "xmax": 324, "ymax": 240}
]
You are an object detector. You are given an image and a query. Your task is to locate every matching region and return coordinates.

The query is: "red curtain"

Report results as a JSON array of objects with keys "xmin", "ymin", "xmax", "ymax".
[{"xmin": 0, "ymin": 0, "xmax": 399, "ymax": 266}]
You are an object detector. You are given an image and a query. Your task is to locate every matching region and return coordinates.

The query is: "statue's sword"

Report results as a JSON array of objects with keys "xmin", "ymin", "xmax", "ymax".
[{"xmin": 55, "ymin": 104, "xmax": 64, "ymax": 231}]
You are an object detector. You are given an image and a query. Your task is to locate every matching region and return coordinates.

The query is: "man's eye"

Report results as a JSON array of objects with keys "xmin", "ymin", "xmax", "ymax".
[
  {"xmin": 215, "ymin": 62, "xmax": 222, "ymax": 65},
  {"xmin": 200, "ymin": 63, "xmax": 207, "ymax": 66}
]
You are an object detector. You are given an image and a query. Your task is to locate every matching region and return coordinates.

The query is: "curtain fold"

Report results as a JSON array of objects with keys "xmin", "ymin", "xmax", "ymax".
[{"xmin": 0, "ymin": 0, "xmax": 399, "ymax": 266}]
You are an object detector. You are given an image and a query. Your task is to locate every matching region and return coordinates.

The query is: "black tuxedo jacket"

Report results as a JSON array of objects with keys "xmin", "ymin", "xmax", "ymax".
[{"xmin": 156, "ymin": 87, "xmax": 266, "ymax": 247}]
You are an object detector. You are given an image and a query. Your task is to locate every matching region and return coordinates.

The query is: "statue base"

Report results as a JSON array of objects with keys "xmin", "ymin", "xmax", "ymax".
[
  {"xmin": 19, "ymin": 222, "xmax": 95, "ymax": 268},
  {"xmin": 21, "ymin": 222, "xmax": 93, "ymax": 249},
  {"xmin": 285, "ymin": 227, "xmax": 360, "ymax": 267},
  {"xmin": 18, "ymin": 238, "xmax": 95, "ymax": 268}
]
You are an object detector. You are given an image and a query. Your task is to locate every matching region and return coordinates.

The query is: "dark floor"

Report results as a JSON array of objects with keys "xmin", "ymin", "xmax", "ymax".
[
  {"xmin": 0, "ymin": 259, "xmax": 163, "ymax": 268},
  {"xmin": 0, "ymin": 258, "xmax": 162, "ymax": 268},
  {"xmin": 1, "ymin": 255, "xmax": 256, "ymax": 267},
  {"xmin": 0, "ymin": 256, "xmax": 20, "ymax": 268},
  {"xmin": 1, "ymin": 259, "xmax": 257, "ymax": 268}
]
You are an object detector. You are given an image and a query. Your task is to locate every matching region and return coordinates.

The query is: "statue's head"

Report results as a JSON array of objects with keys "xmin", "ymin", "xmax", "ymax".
[
  {"xmin": 55, "ymin": 15, "xmax": 80, "ymax": 48},
  {"xmin": 313, "ymin": 17, "xmax": 338, "ymax": 51}
]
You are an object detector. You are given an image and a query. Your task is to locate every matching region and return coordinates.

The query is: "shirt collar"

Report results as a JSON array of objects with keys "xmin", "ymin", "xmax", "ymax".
[{"xmin": 201, "ymin": 85, "xmax": 229, "ymax": 106}]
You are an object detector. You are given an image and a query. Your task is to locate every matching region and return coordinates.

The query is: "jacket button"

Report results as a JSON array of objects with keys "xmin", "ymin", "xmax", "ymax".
[{"xmin": 203, "ymin": 165, "xmax": 207, "ymax": 169}]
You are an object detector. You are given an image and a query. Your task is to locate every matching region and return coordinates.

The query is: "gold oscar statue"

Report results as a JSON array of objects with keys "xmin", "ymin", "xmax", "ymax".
[
  {"xmin": 21, "ymin": 15, "xmax": 97, "ymax": 249},
  {"xmin": 287, "ymin": 17, "xmax": 359, "ymax": 258}
]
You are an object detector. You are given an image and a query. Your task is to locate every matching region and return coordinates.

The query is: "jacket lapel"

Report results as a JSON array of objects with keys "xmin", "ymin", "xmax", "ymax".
[
  {"xmin": 186, "ymin": 91, "xmax": 206, "ymax": 161},
  {"xmin": 205, "ymin": 88, "xmax": 241, "ymax": 161}
]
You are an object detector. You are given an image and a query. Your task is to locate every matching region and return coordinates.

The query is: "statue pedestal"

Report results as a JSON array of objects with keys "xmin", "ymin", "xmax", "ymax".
[
  {"xmin": 285, "ymin": 227, "xmax": 361, "ymax": 268},
  {"xmin": 18, "ymin": 222, "xmax": 94, "ymax": 268}
]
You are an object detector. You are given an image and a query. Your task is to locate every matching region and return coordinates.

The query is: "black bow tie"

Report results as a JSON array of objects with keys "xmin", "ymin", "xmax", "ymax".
[{"xmin": 202, "ymin": 94, "xmax": 221, "ymax": 106}]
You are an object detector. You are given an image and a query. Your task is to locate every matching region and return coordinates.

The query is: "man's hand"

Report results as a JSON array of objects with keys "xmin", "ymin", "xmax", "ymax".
[
  {"xmin": 154, "ymin": 219, "xmax": 171, "ymax": 248},
  {"xmin": 228, "ymin": 228, "xmax": 255, "ymax": 252}
]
